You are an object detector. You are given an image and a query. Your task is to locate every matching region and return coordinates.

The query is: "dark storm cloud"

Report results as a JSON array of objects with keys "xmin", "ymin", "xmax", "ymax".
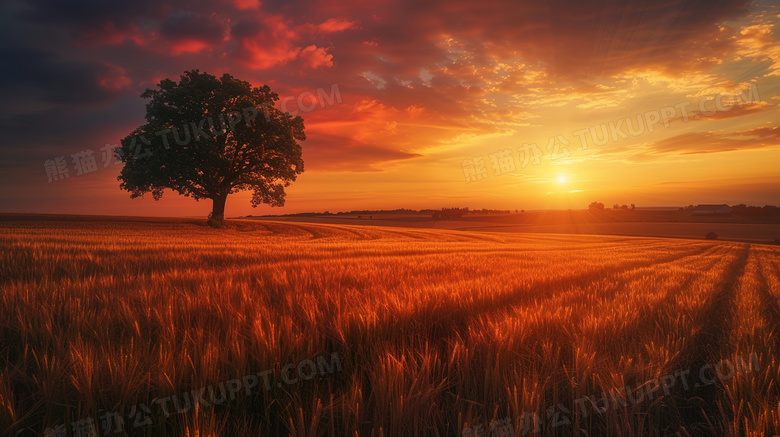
[
  {"xmin": 159, "ymin": 10, "xmax": 227, "ymax": 46},
  {"xmin": 21, "ymin": 0, "xmax": 163, "ymax": 27},
  {"xmin": 0, "ymin": 47, "xmax": 124, "ymax": 107},
  {"xmin": 325, "ymin": 0, "xmax": 752, "ymax": 80}
]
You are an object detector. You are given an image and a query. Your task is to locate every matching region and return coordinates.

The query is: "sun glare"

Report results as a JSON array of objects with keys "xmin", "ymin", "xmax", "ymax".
[{"xmin": 556, "ymin": 174, "xmax": 567, "ymax": 184}]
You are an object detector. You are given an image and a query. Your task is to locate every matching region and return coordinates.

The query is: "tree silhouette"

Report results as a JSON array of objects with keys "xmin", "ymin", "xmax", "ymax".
[
  {"xmin": 117, "ymin": 70, "xmax": 305, "ymax": 225},
  {"xmin": 589, "ymin": 201, "xmax": 605, "ymax": 211}
]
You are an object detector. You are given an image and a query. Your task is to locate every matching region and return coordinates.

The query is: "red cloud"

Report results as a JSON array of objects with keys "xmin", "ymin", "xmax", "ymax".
[
  {"xmin": 300, "ymin": 45, "xmax": 334, "ymax": 69},
  {"xmin": 231, "ymin": 0, "xmax": 259, "ymax": 10},
  {"xmin": 169, "ymin": 40, "xmax": 212, "ymax": 55},
  {"xmin": 232, "ymin": 15, "xmax": 345, "ymax": 70},
  {"xmin": 96, "ymin": 64, "xmax": 131, "ymax": 91},
  {"xmin": 317, "ymin": 18, "xmax": 359, "ymax": 33},
  {"xmin": 235, "ymin": 38, "xmax": 301, "ymax": 69}
]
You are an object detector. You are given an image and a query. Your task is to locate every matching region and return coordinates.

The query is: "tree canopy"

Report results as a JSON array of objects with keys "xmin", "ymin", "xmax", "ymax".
[{"xmin": 117, "ymin": 70, "xmax": 305, "ymax": 224}]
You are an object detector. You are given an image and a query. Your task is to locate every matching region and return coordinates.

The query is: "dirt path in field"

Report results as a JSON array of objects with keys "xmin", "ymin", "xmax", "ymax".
[
  {"xmin": 667, "ymin": 244, "xmax": 750, "ymax": 435},
  {"xmin": 754, "ymin": 253, "xmax": 780, "ymax": 348}
]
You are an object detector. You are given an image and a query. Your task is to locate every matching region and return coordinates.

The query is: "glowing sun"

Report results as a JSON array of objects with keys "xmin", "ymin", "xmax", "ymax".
[{"xmin": 556, "ymin": 174, "xmax": 568, "ymax": 184}]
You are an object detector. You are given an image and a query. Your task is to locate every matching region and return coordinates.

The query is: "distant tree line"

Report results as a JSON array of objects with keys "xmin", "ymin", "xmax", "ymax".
[
  {"xmin": 678, "ymin": 204, "xmax": 780, "ymax": 217},
  {"xmin": 468, "ymin": 208, "xmax": 512, "ymax": 215},
  {"xmin": 430, "ymin": 207, "xmax": 512, "ymax": 219},
  {"xmin": 432, "ymin": 207, "xmax": 469, "ymax": 219},
  {"xmin": 339, "ymin": 208, "xmax": 420, "ymax": 215},
  {"xmin": 731, "ymin": 204, "xmax": 780, "ymax": 218},
  {"xmin": 256, "ymin": 207, "xmax": 522, "ymax": 218},
  {"xmin": 256, "ymin": 203, "xmax": 780, "ymax": 219}
]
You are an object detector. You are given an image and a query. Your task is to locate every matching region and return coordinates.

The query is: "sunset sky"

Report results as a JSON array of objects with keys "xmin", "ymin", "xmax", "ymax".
[{"xmin": 1, "ymin": 0, "xmax": 778, "ymax": 216}]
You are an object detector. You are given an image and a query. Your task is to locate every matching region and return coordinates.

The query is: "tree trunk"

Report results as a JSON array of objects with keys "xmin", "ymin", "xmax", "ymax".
[{"xmin": 211, "ymin": 194, "xmax": 228, "ymax": 225}]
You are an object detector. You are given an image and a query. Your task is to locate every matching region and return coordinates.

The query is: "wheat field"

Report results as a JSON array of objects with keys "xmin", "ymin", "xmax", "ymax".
[{"xmin": 1, "ymin": 216, "xmax": 779, "ymax": 436}]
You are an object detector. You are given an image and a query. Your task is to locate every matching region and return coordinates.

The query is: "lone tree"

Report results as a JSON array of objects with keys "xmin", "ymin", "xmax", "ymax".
[{"xmin": 117, "ymin": 70, "xmax": 305, "ymax": 225}]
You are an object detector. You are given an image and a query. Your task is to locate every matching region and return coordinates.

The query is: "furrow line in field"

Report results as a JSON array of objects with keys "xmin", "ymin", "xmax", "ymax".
[
  {"xmin": 575, "ymin": 244, "xmax": 730, "ymax": 356},
  {"xmin": 313, "ymin": 244, "xmax": 726, "ymax": 352},
  {"xmin": 665, "ymin": 243, "xmax": 749, "ymax": 436},
  {"xmin": 728, "ymin": 247, "xmax": 780, "ymax": 436},
  {"xmin": 758, "ymin": 246, "xmax": 780, "ymax": 299},
  {"xmin": 754, "ymin": 252, "xmax": 780, "ymax": 341}
]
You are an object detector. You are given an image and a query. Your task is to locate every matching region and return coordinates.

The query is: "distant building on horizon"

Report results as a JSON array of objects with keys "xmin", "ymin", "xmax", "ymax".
[{"xmin": 691, "ymin": 204, "xmax": 732, "ymax": 216}]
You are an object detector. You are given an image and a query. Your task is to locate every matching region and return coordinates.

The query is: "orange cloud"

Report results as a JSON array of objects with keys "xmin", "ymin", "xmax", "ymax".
[
  {"xmin": 735, "ymin": 21, "xmax": 780, "ymax": 76},
  {"xmin": 649, "ymin": 126, "xmax": 780, "ymax": 155},
  {"xmin": 670, "ymin": 101, "xmax": 772, "ymax": 123}
]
